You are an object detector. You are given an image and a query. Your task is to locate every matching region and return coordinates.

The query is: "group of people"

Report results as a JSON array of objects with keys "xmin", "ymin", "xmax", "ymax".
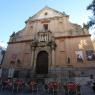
[
  {"xmin": 90, "ymin": 80, "xmax": 95, "ymax": 92},
  {"xmin": 89, "ymin": 75, "xmax": 95, "ymax": 93}
]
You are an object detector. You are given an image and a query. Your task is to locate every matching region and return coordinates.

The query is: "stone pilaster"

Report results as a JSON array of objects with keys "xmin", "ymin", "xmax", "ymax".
[
  {"xmin": 31, "ymin": 46, "xmax": 37, "ymax": 74},
  {"xmin": 52, "ymin": 49, "xmax": 55, "ymax": 67},
  {"xmin": 31, "ymin": 47, "xmax": 35, "ymax": 68},
  {"xmin": 51, "ymin": 43, "xmax": 56, "ymax": 67}
]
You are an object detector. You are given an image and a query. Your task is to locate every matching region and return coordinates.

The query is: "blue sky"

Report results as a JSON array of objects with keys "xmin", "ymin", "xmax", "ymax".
[{"xmin": 0, "ymin": 0, "xmax": 92, "ymax": 47}]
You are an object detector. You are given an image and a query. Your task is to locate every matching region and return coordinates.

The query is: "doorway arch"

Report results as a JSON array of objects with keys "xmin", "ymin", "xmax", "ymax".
[{"xmin": 36, "ymin": 51, "xmax": 48, "ymax": 74}]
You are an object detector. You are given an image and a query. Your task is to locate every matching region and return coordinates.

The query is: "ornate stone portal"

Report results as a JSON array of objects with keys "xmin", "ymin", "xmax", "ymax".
[{"xmin": 31, "ymin": 31, "xmax": 56, "ymax": 76}]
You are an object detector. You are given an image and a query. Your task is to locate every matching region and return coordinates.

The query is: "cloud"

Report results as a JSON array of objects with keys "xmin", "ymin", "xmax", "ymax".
[{"xmin": 0, "ymin": 41, "xmax": 7, "ymax": 48}]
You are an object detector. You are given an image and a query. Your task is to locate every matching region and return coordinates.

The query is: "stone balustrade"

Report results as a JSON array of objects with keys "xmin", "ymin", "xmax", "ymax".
[{"xmin": 37, "ymin": 31, "xmax": 52, "ymax": 42}]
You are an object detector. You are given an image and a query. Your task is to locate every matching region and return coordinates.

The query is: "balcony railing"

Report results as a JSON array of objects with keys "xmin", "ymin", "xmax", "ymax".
[{"xmin": 37, "ymin": 31, "xmax": 52, "ymax": 42}]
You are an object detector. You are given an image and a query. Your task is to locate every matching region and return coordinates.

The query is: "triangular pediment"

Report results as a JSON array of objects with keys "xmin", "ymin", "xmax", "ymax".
[{"xmin": 30, "ymin": 6, "xmax": 68, "ymax": 20}]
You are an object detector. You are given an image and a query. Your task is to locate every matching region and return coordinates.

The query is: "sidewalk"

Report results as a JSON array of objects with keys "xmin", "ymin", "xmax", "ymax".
[
  {"xmin": 0, "ymin": 84, "xmax": 95, "ymax": 95},
  {"xmin": 80, "ymin": 84, "xmax": 95, "ymax": 95}
]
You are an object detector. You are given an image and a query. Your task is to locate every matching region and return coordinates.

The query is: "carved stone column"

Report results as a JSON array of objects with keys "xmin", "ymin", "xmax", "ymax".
[
  {"xmin": 51, "ymin": 43, "xmax": 56, "ymax": 67},
  {"xmin": 31, "ymin": 40, "xmax": 37, "ymax": 72},
  {"xmin": 31, "ymin": 47, "xmax": 35, "ymax": 69},
  {"xmin": 52, "ymin": 49, "xmax": 55, "ymax": 67}
]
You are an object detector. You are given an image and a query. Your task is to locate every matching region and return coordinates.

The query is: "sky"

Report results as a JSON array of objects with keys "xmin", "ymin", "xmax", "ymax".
[{"xmin": 0, "ymin": 0, "xmax": 93, "ymax": 48}]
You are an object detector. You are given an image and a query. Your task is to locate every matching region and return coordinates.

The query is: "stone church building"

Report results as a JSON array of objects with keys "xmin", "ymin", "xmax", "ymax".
[{"xmin": 1, "ymin": 7, "xmax": 95, "ymax": 81}]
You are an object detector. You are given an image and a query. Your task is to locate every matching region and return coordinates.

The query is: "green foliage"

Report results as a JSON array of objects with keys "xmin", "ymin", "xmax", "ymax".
[{"xmin": 87, "ymin": 0, "xmax": 95, "ymax": 28}]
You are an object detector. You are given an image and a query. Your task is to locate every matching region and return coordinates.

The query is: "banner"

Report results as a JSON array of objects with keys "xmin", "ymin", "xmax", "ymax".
[
  {"xmin": 75, "ymin": 51, "xmax": 84, "ymax": 63},
  {"xmin": 86, "ymin": 50, "xmax": 95, "ymax": 61}
]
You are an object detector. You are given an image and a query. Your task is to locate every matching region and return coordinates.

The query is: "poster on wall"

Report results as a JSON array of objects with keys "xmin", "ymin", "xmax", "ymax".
[
  {"xmin": 8, "ymin": 68, "xmax": 14, "ymax": 78},
  {"xmin": 75, "ymin": 51, "xmax": 84, "ymax": 63},
  {"xmin": 86, "ymin": 50, "xmax": 95, "ymax": 61}
]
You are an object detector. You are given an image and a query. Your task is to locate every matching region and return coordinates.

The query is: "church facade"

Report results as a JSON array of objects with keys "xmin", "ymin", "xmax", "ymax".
[
  {"xmin": 1, "ymin": 7, "xmax": 95, "ymax": 81},
  {"xmin": 92, "ymin": 39, "xmax": 95, "ymax": 50}
]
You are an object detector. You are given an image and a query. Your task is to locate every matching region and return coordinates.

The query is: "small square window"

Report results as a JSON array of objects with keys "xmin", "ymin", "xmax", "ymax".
[
  {"xmin": 45, "ymin": 12, "xmax": 48, "ymax": 15},
  {"xmin": 43, "ymin": 24, "xmax": 48, "ymax": 31}
]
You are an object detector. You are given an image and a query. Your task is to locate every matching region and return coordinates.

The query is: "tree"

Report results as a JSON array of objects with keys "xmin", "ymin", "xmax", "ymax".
[{"xmin": 87, "ymin": 0, "xmax": 95, "ymax": 28}]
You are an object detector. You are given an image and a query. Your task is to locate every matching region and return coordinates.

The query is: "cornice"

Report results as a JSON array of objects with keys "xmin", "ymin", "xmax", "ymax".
[
  {"xmin": 55, "ymin": 34, "xmax": 91, "ymax": 39},
  {"xmin": 8, "ymin": 34, "xmax": 91, "ymax": 44}
]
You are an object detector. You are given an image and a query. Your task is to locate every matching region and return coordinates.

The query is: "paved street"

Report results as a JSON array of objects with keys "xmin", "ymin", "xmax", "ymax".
[
  {"xmin": 0, "ymin": 92, "xmax": 35, "ymax": 95},
  {"xmin": 80, "ymin": 84, "xmax": 95, "ymax": 95},
  {"xmin": 0, "ymin": 84, "xmax": 95, "ymax": 95}
]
